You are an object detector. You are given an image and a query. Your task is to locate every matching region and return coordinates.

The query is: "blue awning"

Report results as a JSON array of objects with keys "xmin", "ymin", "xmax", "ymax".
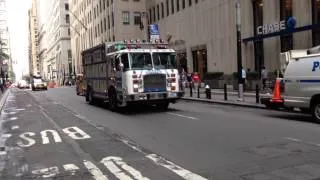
[{"xmin": 243, "ymin": 24, "xmax": 320, "ymax": 43}]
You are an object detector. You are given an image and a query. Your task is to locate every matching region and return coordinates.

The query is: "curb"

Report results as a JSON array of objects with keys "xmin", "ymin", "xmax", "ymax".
[
  {"xmin": 0, "ymin": 89, "xmax": 11, "ymax": 114},
  {"xmin": 181, "ymin": 97, "xmax": 266, "ymax": 109}
]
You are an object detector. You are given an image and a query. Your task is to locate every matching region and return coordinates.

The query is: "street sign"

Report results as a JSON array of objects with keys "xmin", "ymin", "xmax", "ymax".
[{"xmin": 149, "ymin": 24, "xmax": 160, "ymax": 41}]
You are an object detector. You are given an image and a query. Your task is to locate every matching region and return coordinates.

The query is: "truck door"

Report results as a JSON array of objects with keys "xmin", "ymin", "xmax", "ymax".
[{"xmin": 115, "ymin": 54, "xmax": 123, "ymax": 92}]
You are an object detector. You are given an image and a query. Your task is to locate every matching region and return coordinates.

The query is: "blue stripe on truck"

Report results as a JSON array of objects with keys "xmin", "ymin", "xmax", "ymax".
[{"xmin": 299, "ymin": 80, "xmax": 320, "ymax": 83}]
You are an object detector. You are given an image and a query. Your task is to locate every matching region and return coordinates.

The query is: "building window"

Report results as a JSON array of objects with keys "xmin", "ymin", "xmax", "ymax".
[
  {"xmin": 103, "ymin": 0, "xmax": 106, "ymax": 10},
  {"xmin": 68, "ymin": 28, "xmax": 70, "ymax": 36},
  {"xmin": 108, "ymin": 15, "xmax": 110, "ymax": 29},
  {"xmin": 101, "ymin": 20, "xmax": 103, "ymax": 33},
  {"xmin": 166, "ymin": 0, "xmax": 169, "ymax": 16},
  {"xmin": 149, "ymin": 9, "xmax": 152, "ymax": 23},
  {"xmin": 280, "ymin": 0, "xmax": 293, "ymax": 52},
  {"xmin": 65, "ymin": 14, "xmax": 70, "ymax": 23},
  {"xmin": 112, "ymin": 12, "xmax": 114, "ymax": 27},
  {"xmin": 157, "ymin": 4, "xmax": 160, "ymax": 20},
  {"xmin": 153, "ymin": 7, "xmax": 156, "ymax": 22},
  {"xmin": 65, "ymin": 3, "xmax": 69, "ymax": 10},
  {"xmin": 176, "ymin": 0, "xmax": 179, "ymax": 12},
  {"xmin": 122, "ymin": 11, "xmax": 130, "ymax": 24},
  {"xmin": 107, "ymin": 0, "xmax": 109, "ymax": 7},
  {"xmin": 189, "ymin": 0, "xmax": 192, "ymax": 6},
  {"xmin": 104, "ymin": 18, "xmax": 107, "ymax": 31},
  {"xmin": 161, "ymin": 2, "xmax": 164, "ymax": 18},
  {"xmin": 133, "ymin": 12, "xmax": 141, "ymax": 25},
  {"xmin": 312, "ymin": 0, "xmax": 320, "ymax": 46},
  {"xmin": 100, "ymin": 0, "xmax": 102, "ymax": 12},
  {"xmin": 253, "ymin": 0, "xmax": 264, "ymax": 71},
  {"xmin": 195, "ymin": 0, "xmax": 198, "ymax": 4},
  {"xmin": 171, "ymin": 0, "xmax": 174, "ymax": 14},
  {"xmin": 182, "ymin": 0, "xmax": 185, "ymax": 9}
]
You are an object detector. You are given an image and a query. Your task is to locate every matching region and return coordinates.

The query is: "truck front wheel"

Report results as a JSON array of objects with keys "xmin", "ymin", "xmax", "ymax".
[{"xmin": 156, "ymin": 101, "xmax": 169, "ymax": 111}]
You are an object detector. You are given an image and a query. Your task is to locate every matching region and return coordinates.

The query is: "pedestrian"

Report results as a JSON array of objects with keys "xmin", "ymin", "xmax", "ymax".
[
  {"xmin": 241, "ymin": 67, "xmax": 246, "ymax": 92},
  {"xmin": 0, "ymin": 76, "xmax": 4, "ymax": 93},
  {"xmin": 261, "ymin": 66, "xmax": 268, "ymax": 90}
]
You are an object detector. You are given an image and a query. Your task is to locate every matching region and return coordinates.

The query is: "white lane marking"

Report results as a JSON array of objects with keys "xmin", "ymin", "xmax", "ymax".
[
  {"xmin": 9, "ymin": 111, "xmax": 16, "ymax": 115},
  {"xmin": 62, "ymin": 126, "xmax": 91, "ymax": 140},
  {"xmin": 285, "ymin": 137, "xmax": 301, "ymax": 142},
  {"xmin": 11, "ymin": 125, "xmax": 19, "ymax": 130},
  {"xmin": 167, "ymin": 113, "xmax": 199, "ymax": 120},
  {"xmin": 146, "ymin": 154, "xmax": 207, "ymax": 180},
  {"xmin": 16, "ymin": 108, "xmax": 26, "ymax": 111},
  {"xmin": 101, "ymin": 156, "xmax": 150, "ymax": 180},
  {"xmin": 63, "ymin": 164, "xmax": 80, "ymax": 175},
  {"xmin": 17, "ymin": 132, "xmax": 36, "ymax": 147},
  {"xmin": 40, "ymin": 130, "xmax": 62, "ymax": 144},
  {"xmin": 9, "ymin": 117, "xmax": 18, "ymax": 121},
  {"xmin": 2, "ymin": 134, "xmax": 12, "ymax": 138},
  {"xmin": 0, "ymin": 151, "xmax": 6, "ymax": 155},
  {"xmin": 32, "ymin": 166, "xmax": 59, "ymax": 178},
  {"xmin": 285, "ymin": 137, "xmax": 320, "ymax": 147},
  {"xmin": 83, "ymin": 160, "xmax": 109, "ymax": 180},
  {"xmin": 100, "ymin": 157, "xmax": 133, "ymax": 180}
]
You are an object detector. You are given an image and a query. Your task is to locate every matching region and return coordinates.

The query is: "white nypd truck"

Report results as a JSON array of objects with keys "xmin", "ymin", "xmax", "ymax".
[{"xmin": 282, "ymin": 46, "xmax": 320, "ymax": 122}]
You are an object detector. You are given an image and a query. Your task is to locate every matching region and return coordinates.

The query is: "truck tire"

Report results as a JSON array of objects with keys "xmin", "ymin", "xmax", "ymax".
[
  {"xmin": 312, "ymin": 101, "xmax": 320, "ymax": 123},
  {"xmin": 108, "ymin": 88, "xmax": 118, "ymax": 111},
  {"xmin": 156, "ymin": 101, "xmax": 169, "ymax": 111}
]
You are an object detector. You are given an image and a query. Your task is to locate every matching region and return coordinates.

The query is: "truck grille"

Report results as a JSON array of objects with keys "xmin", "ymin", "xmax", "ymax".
[{"xmin": 143, "ymin": 74, "xmax": 166, "ymax": 92}]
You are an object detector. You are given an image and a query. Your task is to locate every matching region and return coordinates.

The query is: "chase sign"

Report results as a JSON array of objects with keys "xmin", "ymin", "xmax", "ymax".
[{"xmin": 257, "ymin": 17, "xmax": 296, "ymax": 35}]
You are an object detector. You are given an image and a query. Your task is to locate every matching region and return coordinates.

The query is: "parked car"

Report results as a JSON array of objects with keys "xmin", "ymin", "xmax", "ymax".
[
  {"xmin": 18, "ymin": 80, "xmax": 30, "ymax": 89},
  {"xmin": 31, "ymin": 76, "xmax": 48, "ymax": 91}
]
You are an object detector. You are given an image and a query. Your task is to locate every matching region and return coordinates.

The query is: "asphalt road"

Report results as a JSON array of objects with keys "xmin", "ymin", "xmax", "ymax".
[{"xmin": 1, "ymin": 87, "xmax": 320, "ymax": 179}]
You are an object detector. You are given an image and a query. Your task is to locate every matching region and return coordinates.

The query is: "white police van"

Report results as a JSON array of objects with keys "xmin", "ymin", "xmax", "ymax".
[{"xmin": 283, "ymin": 46, "xmax": 320, "ymax": 122}]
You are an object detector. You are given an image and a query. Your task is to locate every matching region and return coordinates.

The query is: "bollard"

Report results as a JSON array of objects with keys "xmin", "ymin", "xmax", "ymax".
[
  {"xmin": 205, "ymin": 84, "xmax": 211, "ymax": 99},
  {"xmin": 256, "ymin": 84, "xmax": 260, "ymax": 104},
  {"xmin": 190, "ymin": 84, "xmax": 193, "ymax": 97},
  {"xmin": 197, "ymin": 85, "xmax": 200, "ymax": 98},
  {"xmin": 224, "ymin": 84, "xmax": 227, "ymax": 101}
]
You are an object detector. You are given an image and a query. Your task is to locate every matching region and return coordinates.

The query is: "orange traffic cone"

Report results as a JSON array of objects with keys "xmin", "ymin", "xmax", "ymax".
[{"xmin": 270, "ymin": 78, "xmax": 283, "ymax": 103}]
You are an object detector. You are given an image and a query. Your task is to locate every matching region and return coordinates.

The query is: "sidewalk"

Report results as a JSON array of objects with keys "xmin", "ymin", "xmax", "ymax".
[{"xmin": 182, "ymin": 88, "xmax": 271, "ymax": 109}]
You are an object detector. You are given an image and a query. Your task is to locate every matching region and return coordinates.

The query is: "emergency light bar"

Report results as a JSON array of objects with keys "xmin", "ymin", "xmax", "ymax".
[{"xmin": 108, "ymin": 39, "xmax": 169, "ymax": 52}]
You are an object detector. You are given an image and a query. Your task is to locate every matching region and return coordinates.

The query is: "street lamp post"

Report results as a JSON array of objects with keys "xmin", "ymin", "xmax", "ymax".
[{"xmin": 235, "ymin": 0, "xmax": 243, "ymax": 101}]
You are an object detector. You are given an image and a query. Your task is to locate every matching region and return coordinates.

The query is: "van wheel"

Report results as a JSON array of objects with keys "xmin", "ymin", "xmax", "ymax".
[
  {"xmin": 108, "ymin": 88, "xmax": 118, "ymax": 111},
  {"xmin": 312, "ymin": 102, "xmax": 320, "ymax": 123}
]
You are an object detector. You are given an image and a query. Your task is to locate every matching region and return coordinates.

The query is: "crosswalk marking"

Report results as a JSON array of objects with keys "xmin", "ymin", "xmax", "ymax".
[
  {"xmin": 63, "ymin": 164, "xmax": 80, "ymax": 175},
  {"xmin": 101, "ymin": 156, "xmax": 150, "ymax": 180},
  {"xmin": 83, "ymin": 160, "xmax": 109, "ymax": 180},
  {"xmin": 146, "ymin": 154, "xmax": 208, "ymax": 180}
]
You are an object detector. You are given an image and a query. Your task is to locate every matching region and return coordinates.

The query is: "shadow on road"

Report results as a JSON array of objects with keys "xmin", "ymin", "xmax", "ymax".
[
  {"xmin": 266, "ymin": 113, "xmax": 317, "ymax": 124},
  {"xmin": 89, "ymin": 101, "xmax": 180, "ymax": 115}
]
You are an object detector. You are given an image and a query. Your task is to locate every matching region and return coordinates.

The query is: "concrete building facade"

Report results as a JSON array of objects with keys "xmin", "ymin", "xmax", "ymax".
[
  {"xmin": 28, "ymin": 0, "xmax": 39, "ymax": 76},
  {"xmin": 146, "ymin": 0, "xmax": 320, "ymax": 78},
  {"xmin": 44, "ymin": 0, "xmax": 72, "ymax": 85},
  {"xmin": 70, "ymin": 0, "xmax": 147, "ymax": 74},
  {"xmin": 0, "ymin": 0, "xmax": 13, "ymax": 80}
]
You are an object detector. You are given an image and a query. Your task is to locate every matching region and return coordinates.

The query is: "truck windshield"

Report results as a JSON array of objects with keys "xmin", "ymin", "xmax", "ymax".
[
  {"xmin": 152, "ymin": 53, "xmax": 177, "ymax": 69},
  {"xmin": 130, "ymin": 53, "xmax": 153, "ymax": 70}
]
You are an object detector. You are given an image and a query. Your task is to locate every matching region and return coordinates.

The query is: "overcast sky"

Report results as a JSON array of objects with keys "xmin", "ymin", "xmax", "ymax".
[{"xmin": 7, "ymin": 0, "xmax": 32, "ymax": 80}]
